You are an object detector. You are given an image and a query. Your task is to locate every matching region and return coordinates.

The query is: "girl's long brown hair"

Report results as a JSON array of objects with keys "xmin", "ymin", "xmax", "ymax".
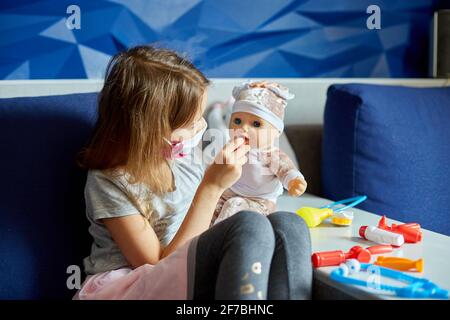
[{"xmin": 78, "ymin": 45, "xmax": 210, "ymax": 195}]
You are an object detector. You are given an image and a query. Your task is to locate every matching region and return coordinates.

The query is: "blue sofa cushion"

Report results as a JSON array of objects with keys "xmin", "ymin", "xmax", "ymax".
[
  {"xmin": 322, "ymin": 84, "xmax": 450, "ymax": 236},
  {"xmin": 0, "ymin": 93, "xmax": 98, "ymax": 299}
]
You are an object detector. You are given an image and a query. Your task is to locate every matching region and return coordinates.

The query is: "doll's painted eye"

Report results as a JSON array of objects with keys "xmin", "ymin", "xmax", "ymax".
[
  {"xmin": 253, "ymin": 121, "xmax": 261, "ymax": 128},
  {"xmin": 234, "ymin": 118, "xmax": 242, "ymax": 125}
]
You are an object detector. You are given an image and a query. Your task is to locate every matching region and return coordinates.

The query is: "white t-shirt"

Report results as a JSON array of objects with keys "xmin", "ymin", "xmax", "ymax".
[{"xmin": 83, "ymin": 152, "xmax": 204, "ymax": 275}]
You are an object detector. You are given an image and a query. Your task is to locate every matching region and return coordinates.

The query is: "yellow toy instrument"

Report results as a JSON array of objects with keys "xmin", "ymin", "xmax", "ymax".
[
  {"xmin": 296, "ymin": 195, "xmax": 367, "ymax": 228},
  {"xmin": 295, "ymin": 207, "xmax": 333, "ymax": 228}
]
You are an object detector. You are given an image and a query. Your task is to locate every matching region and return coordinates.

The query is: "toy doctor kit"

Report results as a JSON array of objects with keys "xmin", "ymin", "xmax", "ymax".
[
  {"xmin": 330, "ymin": 259, "xmax": 448, "ymax": 299},
  {"xmin": 296, "ymin": 195, "xmax": 367, "ymax": 227},
  {"xmin": 305, "ymin": 196, "xmax": 436, "ymax": 297}
]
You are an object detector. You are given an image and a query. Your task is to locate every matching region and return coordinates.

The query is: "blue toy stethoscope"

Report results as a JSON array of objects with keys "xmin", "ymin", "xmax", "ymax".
[
  {"xmin": 320, "ymin": 195, "xmax": 449, "ymax": 299},
  {"xmin": 320, "ymin": 195, "xmax": 367, "ymax": 212},
  {"xmin": 330, "ymin": 259, "xmax": 449, "ymax": 299}
]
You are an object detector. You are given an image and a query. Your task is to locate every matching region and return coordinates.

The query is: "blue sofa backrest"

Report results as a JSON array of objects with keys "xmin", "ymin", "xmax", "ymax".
[
  {"xmin": 322, "ymin": 84, "xmax": 450, "ymax": 235},
  {"xmin": 0, "ymin": 93, "xmax": 98, "ymax": 299}
]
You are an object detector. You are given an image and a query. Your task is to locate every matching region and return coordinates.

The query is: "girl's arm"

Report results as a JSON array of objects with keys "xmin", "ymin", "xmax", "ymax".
[
  {"xmin": 103, "ymin": 137, "xmax": 250, "ymax": 267},
  {"xmin": 162, "ymin": 137, "xmax": 249, "ymax": 258},
  {"xmin": 102, "ymin": 215, "xmax": 162, "ymax": 267},
  {"xmin": 159, "ymin": 181, "xmax": 222, "ymax": 259}
]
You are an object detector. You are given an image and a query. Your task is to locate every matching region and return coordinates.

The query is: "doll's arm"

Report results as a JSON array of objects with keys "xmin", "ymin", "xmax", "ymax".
[{"xmin": 265, "ymin": 148, "xmax": 307, "ymax": 196}]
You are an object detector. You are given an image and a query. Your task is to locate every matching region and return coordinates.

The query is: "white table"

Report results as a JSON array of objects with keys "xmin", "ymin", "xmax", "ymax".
[{"xmin": 277, "ymin": 193, "xmax": 450, "ymax": 299}]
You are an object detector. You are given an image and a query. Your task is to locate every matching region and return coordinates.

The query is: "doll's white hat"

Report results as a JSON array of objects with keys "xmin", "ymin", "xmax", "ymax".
[{"xmin": 231, "ymin": 80, "xmax": 294, "ymax": 132}]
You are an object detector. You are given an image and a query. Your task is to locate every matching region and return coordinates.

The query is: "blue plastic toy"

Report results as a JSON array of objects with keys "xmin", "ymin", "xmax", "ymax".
[
  {"xmin": 330, "ymin": 259, "xmax": 449, "ymax": 299},
  {"xmin": 320, "ymin": 195, "xmax": 368, "ymax": 212}
]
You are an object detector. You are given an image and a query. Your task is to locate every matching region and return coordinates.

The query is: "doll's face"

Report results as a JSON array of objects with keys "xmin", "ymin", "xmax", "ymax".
[{"xmin": 229, "ymin": 112, "xmax": 280, "ymax": 150}]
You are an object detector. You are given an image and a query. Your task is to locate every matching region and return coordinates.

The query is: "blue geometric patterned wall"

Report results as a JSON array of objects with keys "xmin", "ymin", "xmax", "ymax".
[{"xmin": 0, "ymin": 0, "xmax": 448, "ymax": 79}]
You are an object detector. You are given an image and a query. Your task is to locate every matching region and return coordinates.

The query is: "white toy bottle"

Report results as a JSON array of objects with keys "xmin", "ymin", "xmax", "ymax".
[{"xmin": 359, "ymin": 226, "xmax": 405, "ymax": 246}]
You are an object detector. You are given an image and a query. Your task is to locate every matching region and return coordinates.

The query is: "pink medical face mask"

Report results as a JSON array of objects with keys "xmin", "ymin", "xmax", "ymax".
[{"xmin": 163, "ymin": 118, "xmax": 207, "ymax": 160}]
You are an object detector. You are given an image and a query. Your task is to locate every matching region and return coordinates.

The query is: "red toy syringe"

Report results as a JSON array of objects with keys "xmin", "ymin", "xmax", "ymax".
[{"xmin": 311, "ymin": 245, "xmax": 393, "ymax": 268}]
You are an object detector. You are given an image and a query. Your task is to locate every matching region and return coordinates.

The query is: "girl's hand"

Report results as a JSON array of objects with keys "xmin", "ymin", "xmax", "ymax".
[
  {"xmin": 203, "ymin": 137, "xmax": 251, "ymax": 192},
  {"xmin": 163, "ymin": 138, "xmax": 249, "ymax": 258},
  {"xmin": 288, "ymin": 177, "xmax": 307, "ymax": 197}
]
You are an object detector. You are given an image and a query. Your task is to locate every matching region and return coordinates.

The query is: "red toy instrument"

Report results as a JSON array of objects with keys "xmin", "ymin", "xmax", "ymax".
[
  {"xmin": 377, "ymin": 216, "xmax": 422, "ymax": 243},
  {"xmin": 311, "ymin": 245, "xmax": 393, "ymax": 268}
]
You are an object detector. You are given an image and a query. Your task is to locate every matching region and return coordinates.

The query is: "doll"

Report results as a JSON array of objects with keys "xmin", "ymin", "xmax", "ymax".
[{"xmin": 211, "ymin": 80, "xmax": 307, "ymax": 225}]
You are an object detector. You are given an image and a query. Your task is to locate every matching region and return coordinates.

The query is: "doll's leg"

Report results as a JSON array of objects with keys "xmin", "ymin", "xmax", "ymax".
[
  {"xmin": 245, "ymin": 198, "xmax": 277, "ymax": 216},
  {"xmin": 214, "ymin": 196, "xmax": 250, "ymax": 225},
  {"xmin": 211, "ymin": 189, "xmax": 236, "ymax": 226},
  {"xmin": 214, "ymin": 197, "xmax": 277, "ymax": 226}
]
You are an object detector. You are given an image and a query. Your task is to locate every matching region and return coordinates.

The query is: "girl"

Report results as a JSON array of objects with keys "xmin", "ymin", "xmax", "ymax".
[{"xmin": 74, "ymin": 45, "xmax": 312, "ymax": 300}]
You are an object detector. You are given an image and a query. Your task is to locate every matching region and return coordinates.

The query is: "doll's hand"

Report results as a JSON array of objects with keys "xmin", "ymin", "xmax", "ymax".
[
  {"xmin": 249, "ymin": 81, "xmax": 268, "ymax": 88},
  {"xmin": 288, "ymin": 177, "xmax": 307, "ymax": 197}
]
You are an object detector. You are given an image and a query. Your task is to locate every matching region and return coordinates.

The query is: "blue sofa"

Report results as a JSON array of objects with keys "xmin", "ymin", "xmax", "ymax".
[
  {"xmin": 322, "ymin": 84, "xmax": 450, "ymax": 236},
  {"xmin": 0, "ymin": 93, "xmax": 98, "ymax": 299},
  {"xmin": 0, "ymin": 83, "xmax": 449, "ymax": 299}
]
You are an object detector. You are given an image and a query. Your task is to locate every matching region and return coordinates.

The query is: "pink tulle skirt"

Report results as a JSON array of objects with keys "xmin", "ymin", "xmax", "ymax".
[{"xmin": 73, "ymin": 238, "xmax": 196, "ymax": 300}]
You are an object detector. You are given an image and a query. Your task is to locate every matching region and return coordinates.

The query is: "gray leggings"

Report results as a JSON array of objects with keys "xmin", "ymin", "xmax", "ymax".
[{"xmin": 193, "ymin": 211, "xmax": 312, "ymax": 300}]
